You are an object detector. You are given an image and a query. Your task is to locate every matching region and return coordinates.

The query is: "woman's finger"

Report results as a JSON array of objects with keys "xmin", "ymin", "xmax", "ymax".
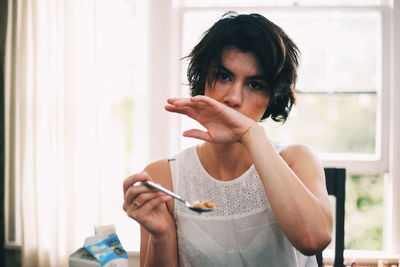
[
  {"xmin": 123, "ymin": 186, "xmax": 155, "ymax": 210},
  {"xmin": 141, "ymin": 195, "xmax": 171, "ymax": 214},
  {"xmin": 123, "ymin": 171, "xmax": 151, "ymax": 194},
  {"xmin": 167, "ymin": 97, "xmax": 205, "ymax": 109},
  {"xmin": 164, "ymin": 105, "xmax": 192, "ymax": 115},
  {"xmin": 123, "ymin": 177, "xmax": 168, "ymax": 209},
  {"xmin": 190, "ymin": 95, "xmax": 219, "ymax": 106},
  {"xmin": 166, "ymin": 97, "xmax": 185, "ymax": 104},
  {"xmin": 127, "ymin": 194, "xmax": 171, "ymax": 219},
  {"xmin": 182, "ymin": 129, "xmax": 211, "ymax": 142}
]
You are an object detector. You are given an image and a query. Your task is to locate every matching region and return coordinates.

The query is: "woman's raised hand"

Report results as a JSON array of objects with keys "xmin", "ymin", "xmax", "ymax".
[
  {"xmin": 165, "ymin": 95, "xmax": 256, "ymax": 144},
  {"xmin": 122, "ymin": 172, "xmax": 173, "ymax": 237}
]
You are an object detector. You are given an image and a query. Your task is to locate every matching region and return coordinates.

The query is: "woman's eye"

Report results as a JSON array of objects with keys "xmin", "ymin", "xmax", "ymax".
[
  {"xmin": 217, "ymin": 72, "xmax": 230, "ymax": 81},
  {"xmin": 248, "ymin": 81, "xmax": 264, "ymax": 90}
]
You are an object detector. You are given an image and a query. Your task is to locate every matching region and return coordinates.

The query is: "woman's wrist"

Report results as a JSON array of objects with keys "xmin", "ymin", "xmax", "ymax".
[
  {"xmin": 150, "ymin": 227, "xmax": 175, "ymax": 245},
  {"xmin": 239, "ymin": 123, "xmax": 266, "ymax": 146},
  {"xmin": 146, "ymin": 224, "xmax": 178, "ymax": 267},
  {"xmin": 150, "ymin": 233, "xmax": 171, "ymax": 245}
]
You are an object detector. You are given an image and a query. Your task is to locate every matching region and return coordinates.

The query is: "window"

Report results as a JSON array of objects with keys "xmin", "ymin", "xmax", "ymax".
[
  {"xmin": 175, "ymin": 0, "xmax": 396, "ymax": 254},
  {"xmin": 93, "ymin": 0, "xmax": 149, "ymax": 251},
  {"xmin": 179, "ymin": 0, "xmax": 386, "ymax": 173},
  {"xmin": 4, "ymin": 0, "xmax": 148, "ymax": 252}
]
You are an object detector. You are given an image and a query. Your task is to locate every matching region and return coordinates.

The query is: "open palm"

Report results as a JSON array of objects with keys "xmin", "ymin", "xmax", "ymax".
[{"xmin": 165, "ymin": 95, "xmax": 256, "ymax": 144}]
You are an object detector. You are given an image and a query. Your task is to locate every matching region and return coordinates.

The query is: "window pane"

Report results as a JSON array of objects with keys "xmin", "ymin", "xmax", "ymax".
[
  {"xmin": 183, "ymin": 0, "xmax": 380, "ymax": 7},
  {"xmin": 345, "ymin": 174, "xmax": 383, "ymax": 250},
  {"xmin": 183, "ymin": 11, "xmax": 380, "ymax": 93},
  {"xmin": 262, "ymin": 93, "xmax": 377, "ymax": 154},
  {"xmin": 327, "ymin": 173, "xmax": 383, "ymax": 251},
  {"xmin": 298, "ymin": 0, "xmax": 380, "ymax": 6},
  {"xmin": 95, "ymin": 0, "xmax": 146, "ymax": 251},
  {"xmin": 264, "ymin": 12, "xmax": 380, "ymax": 92},
  {"xmin": 182, "ymin": 11, "xmax": 226, "ymax": 57},
  {"xmin": 183, "ymin": 0, "xmax": 297, "ymax": 7}
]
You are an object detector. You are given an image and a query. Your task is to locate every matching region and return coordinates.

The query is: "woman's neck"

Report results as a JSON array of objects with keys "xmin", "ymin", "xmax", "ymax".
[{"xmin": 197, "ymin": 142, "xmax": 253, "ymax": 181}]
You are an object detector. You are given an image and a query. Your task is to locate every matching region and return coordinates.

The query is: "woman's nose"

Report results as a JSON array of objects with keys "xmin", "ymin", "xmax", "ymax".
[{"xmin": 222, "ymin": 83, "xmax": 243, "ymax": 107}]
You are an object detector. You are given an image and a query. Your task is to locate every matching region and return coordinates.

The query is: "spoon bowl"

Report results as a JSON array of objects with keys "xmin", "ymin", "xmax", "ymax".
[{"xmin": 187, "ymin": 206, "xmax": 213, "ymax": 213}]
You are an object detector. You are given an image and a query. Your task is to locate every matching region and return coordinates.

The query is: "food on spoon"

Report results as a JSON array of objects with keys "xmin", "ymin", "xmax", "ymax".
[
  {"xmin": 203, "ymin": 200, "xmax": 216, "ymax": 209},
  {"xmin": 191, "ymin": 200, "xmax": 216, "ymax": 209}
]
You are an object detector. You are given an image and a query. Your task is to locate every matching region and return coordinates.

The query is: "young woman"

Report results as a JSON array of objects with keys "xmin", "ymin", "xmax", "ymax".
[{"xmin": 123, "ymin": 12, "xmax": 332, "ymax": 267}]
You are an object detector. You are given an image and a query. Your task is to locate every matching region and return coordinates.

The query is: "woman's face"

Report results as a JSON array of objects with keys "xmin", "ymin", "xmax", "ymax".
[{"xmin": 205, "ymin": 47, "xmax": 270, "ymax": 121}]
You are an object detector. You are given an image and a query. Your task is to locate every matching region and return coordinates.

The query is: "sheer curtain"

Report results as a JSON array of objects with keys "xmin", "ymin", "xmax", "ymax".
[{"xmin": 4, "ymin": 0, "xmax": 140, "ymax": 266}]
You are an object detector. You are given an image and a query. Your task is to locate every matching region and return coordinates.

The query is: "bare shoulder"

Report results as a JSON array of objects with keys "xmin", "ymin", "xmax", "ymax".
[
  {"xmin": 144, "ymin": 158, "xmax": 173, "ymax": 190},
  {"xmin": 279, "ymin": 144, "xmax": 321, "ymax": 168},
  {"xmin": 143, "ymin": 158, "xmax": 174, "ymax": 214},
  {"xmin": 278, "ymin": 144, "xmax": 326, "ymax": 192}
]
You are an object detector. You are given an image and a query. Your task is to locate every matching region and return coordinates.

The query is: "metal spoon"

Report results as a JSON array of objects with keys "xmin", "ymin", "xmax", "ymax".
[{"xmin": 142, "ymin": 180, "xmax": 213, "ymax": 213}]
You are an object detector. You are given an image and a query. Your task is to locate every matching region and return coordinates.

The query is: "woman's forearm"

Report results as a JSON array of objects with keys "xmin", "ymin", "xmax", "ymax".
[
  {"xmin": 240, "ymin": 124, "xmax": 332, "ymax": 254},
  {"xmin": 144, "ymin": 230, "xmax": 178, "ymax": 267}
]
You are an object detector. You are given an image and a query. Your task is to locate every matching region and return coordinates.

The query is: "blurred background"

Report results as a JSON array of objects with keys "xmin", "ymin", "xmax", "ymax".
[{"xmin": 1, "ymin": 0, "xmax": 400, "ymax": 266}]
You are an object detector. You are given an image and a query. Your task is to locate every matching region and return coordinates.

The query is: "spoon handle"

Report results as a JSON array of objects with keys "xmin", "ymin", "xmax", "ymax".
[{"xmin": 142, "ymin": 180, "xmax": 186, "ymax": 204}]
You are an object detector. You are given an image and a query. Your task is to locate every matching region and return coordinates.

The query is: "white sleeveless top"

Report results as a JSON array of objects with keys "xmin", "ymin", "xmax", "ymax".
[{"xmin": 170, "ymin": 146, "xmax": 318, "ymax": 267}]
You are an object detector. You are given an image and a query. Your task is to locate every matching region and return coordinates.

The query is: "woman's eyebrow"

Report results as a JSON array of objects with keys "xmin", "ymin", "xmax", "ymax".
[
  {"xmin": 216, "ymin": 65, "xmax": 233, "ymax": 75},
  {"xmin": 217, "ymin": 65, "xmax": 267, "ymax": 81},
  {"xmin": 247, "ymin": 74, "xmax": 268, "ymax": 81}
]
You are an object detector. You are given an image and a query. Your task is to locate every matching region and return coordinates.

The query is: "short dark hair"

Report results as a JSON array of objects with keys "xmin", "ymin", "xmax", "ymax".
[{"xmin": 186, "ymin": 12, "xmax": 300, "ymax": 122}]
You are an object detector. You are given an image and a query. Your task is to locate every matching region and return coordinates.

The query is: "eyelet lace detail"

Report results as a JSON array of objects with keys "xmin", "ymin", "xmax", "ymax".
[{"xmin": 173, "ymin": 147, "xmax": 270, "ymax": 217}]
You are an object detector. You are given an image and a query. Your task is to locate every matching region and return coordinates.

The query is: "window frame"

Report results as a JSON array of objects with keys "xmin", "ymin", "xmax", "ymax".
[
  {"xmin": 176, "ymin": 3, "xmax": 389, "ymax": 175},
  {"xmin": 153, "ymin": 0, "xmax": 400, "ymax": 255}
]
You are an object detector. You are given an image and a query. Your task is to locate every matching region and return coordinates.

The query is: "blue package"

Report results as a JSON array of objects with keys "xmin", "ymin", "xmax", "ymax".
[{"xmin": 84, "ymin": 230, "xmax": 128, "ymax": 267}]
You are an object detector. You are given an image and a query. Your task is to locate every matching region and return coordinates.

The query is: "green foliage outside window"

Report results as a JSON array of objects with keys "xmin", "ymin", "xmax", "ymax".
[{"xmin": 345, "ymin": 174, "xmax": 383, "ymax": 250}]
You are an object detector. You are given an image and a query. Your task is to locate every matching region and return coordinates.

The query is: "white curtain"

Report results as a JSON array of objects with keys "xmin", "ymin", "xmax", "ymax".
[{"xmin": 5, "ymin": 0, "xmax": 139, "ymax": 266}]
